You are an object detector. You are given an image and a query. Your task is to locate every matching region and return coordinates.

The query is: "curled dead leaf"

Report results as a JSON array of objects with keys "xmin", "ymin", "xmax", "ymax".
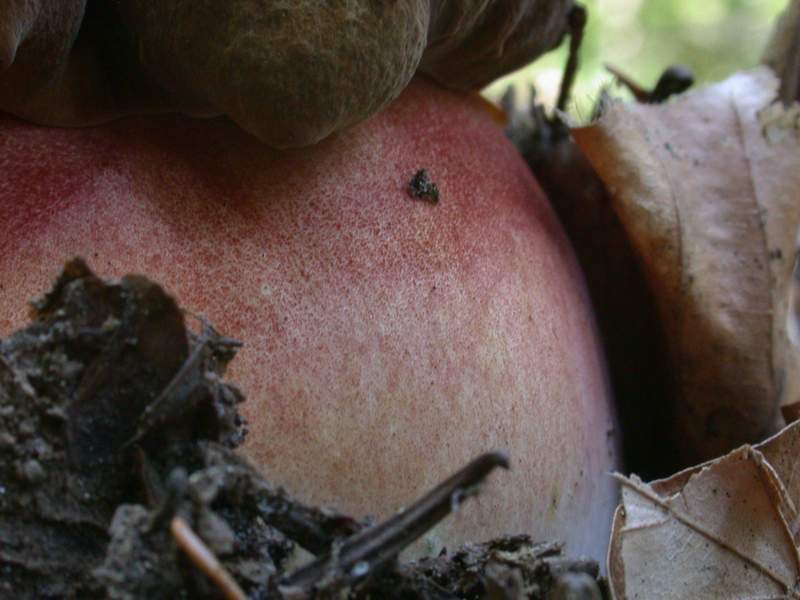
[
  {"xmin": 573, "ymin": 67, "xmax": 800, "ymax": 465},
  {"xmin": 757, "ymin": 419, "xmax": 800, "ymax": 542},
  {"xmin": 610, "ymin": 441, "xmax": 800, "ymax": 600},
  {"xmin": 610, "ymin": 419, "xmax": 800, "ymax": 599}
]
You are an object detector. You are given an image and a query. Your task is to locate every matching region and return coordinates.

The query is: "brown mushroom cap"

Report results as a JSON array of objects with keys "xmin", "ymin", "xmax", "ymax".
[
  {"xmin": 0, "ymin": 1, "xmax": 574, "ymax": 147},
  {"xmin": 424, "ymin": 1, "xmax": 574, "ymax": 89},
  {"xmin": 0, "ymin": 1, "xmax": 86, "ymax": 116}
]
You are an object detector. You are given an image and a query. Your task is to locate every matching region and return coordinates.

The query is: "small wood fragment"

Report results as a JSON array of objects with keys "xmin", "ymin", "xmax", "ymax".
[
  {"xmin": 282, "ymin": 451, "xmax": 509, "ymax": 592},
  {"xmin": 170, "ymin": 516, "xmax": 247, "ymax": 600}
]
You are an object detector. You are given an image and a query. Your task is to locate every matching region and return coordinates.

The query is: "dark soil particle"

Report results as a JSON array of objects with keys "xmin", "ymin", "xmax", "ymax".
[
  {"xmin": 407, "ymin": 169, "xmax": 440, "ymax": 203},
  {"xmin": 0, "ymin": 259, "xmax": 607, "ymax": 599}
]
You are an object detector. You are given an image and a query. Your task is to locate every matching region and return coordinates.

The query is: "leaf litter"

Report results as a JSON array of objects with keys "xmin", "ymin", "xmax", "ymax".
[
  {"xmin": 576, "ymin": 59, "xmax": 800, "ymax": 597},
  {"xmin": 609, "ymin": 417, "xmax": 800, "ymax": 600},
  {"xmin": 502, "ymin": 4, "xmax": 800, "ymax": 595},
  {"xmin": 571, "ymin": 66, "xmax": 800, "ymax": 466}
]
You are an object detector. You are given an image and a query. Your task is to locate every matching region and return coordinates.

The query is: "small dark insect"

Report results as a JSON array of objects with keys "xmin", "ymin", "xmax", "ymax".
[{"xmin": 407, "ymin": 169, "xmax": 439, "ymax": 203}]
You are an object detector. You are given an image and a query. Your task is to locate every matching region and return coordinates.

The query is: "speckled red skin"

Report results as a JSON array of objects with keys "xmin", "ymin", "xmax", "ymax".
[{"xmin": 0, "ymin": 78, "xmax": 619, "ymax": 560}]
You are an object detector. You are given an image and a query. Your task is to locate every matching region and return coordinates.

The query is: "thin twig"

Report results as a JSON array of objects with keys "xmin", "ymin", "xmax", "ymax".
[
  {"xmin": 556, "ymin": 4, "xmax": 587, "ymax": 113},
  {"xmin": 606, "ymin": 63, "xmax": 694, "ymax": 104},
  {"xmin": 170, "ymin": 516, "xmax": 247, "ymax": 600},
  {"xmin": 604, "ymin": 63, "xmax": 649, "ymax": 102},
  {"xmin": 281, "ymin": 451, "xmax": 510, "ymax": 592},
  {"xmin": 254, "ymin": 487, "xmax": 363, "ymax": 555},
  {"xmin": 146, "ymin": 467, "xmax": 187, "ymax": 532},
  {"xmin": 124, "ymin": 316, "xmax": 242, "ymax": 448}
]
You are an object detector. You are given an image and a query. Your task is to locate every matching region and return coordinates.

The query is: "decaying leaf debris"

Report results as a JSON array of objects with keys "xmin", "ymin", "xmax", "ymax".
[
  {"xmin": 609, "ymin": 417, "xmax": 800, "ymax": 600},
  {"xmin": 502, "ymin": 15, "xmax": 800, "ymax": 593},
  {"xmin": 572, "ymin": 67, "xmax": 800, "ymax": 466},
  {"xmin": 0, "ymin": 259, "xmax": 607, "ymax": 599}
]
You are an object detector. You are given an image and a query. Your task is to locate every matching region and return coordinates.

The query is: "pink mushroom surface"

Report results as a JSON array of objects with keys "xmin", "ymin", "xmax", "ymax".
[{"xmin": 0, "ymin": 77, "xmax": 619, "ymax": 559}]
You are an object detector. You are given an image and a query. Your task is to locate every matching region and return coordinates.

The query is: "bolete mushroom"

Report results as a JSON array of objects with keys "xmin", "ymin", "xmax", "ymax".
[{"xmin": 0, "ymin": 0, "xmax": 620, "ymax": 561}]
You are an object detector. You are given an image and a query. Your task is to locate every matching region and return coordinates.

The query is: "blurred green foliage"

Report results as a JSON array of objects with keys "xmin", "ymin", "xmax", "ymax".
[{"xmin": 484, "ymin": 0, "xmax": 787, "ymax": 116}]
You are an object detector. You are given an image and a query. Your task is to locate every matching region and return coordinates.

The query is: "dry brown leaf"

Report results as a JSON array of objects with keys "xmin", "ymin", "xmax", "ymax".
[
  {"xmin": 609, "ymin": 419, "xmax": 800, "ymax": 598},
  {"xmin": 763, "ymin": 0, "xmax": 800, "ymax": 103},
  {"xmin": 640, "ymin": 418, "xmax": 800, "ymax": 540},
  {"xmin": 573, "ymin": 67, "xmax": 800, "ymax": 465},
  {"xmin": 610, "ymin": 446, "xmax": 800, "ymax": 600},
  {"xmin": 758, "ymin": 420, "xmax": 800, "ymax": 541}
]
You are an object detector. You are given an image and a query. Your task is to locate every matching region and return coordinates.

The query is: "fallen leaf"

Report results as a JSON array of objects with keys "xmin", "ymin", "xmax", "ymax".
[
  {"xmin": 757, "ymin": 420, "xmax": 800, "ymax": 541},
  {"xmin": 763, "ymin": 0, "xmax": 800, "ymax": 103},
  {"xmin": 610, "ymin": 445, "xmax": 800, "ymax": 600},
  {"xmin": 610, "ymin": 418, "xmax": 800, "ymax": 599},
  {"xmin": 573, "ymin": 67, "xmax": 800, "ymax": 464}
]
